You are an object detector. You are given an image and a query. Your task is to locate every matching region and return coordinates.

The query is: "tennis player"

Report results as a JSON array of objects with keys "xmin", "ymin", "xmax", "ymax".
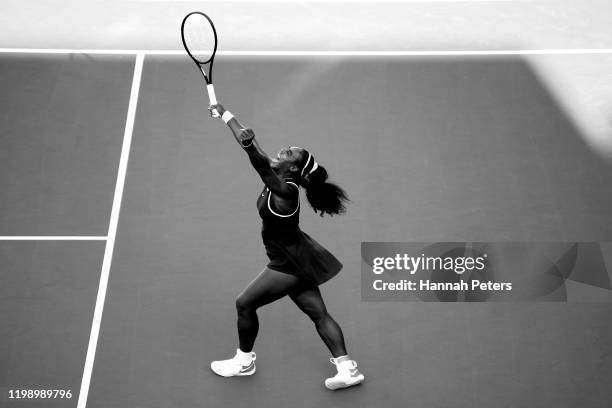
[{"xmin": 207, "ymin": 103, "xmax": 364, "ymax": 390}]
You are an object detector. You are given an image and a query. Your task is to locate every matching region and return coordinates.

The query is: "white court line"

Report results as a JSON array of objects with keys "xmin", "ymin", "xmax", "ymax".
[
  {"xmin": 77, "ymin": 53, "xmax": 144, "ymax": 408},
  {"xmin": 0, "ymin": 236, "xmax": 107, "ymax": 240},
  {"xmin": 3, "ymin": 48, "xmax": 612, "ymax": 56},
  {"xmin": 0, "ymin": 43, "xmax": 605, "ymax": 403},
  {"xmin": 133, "ymin": 0, "xmax": 532, "ymax": 2},
  {"xmin": 134, "ymin": 0, "xmax": 529, "ymax": 2}
]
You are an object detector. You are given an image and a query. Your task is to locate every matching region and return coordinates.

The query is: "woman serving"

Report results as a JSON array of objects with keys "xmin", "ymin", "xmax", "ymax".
[{"xmin": 208, "ymin": 104, "xmax": 364, "ymax": 390}]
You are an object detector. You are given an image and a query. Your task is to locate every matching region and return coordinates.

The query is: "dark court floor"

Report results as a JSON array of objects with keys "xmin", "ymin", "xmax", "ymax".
[{"xmin": 1, "ymin": 53, "xmax": 612, "ymax": 408}]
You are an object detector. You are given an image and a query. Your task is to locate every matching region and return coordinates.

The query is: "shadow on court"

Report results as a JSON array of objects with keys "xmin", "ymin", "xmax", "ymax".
[
  {"xmin": 87, "ymin": 56, "xmax": 612, "ymax": 408},
  {"xmin": 2, "ymin": 54, "xmax": 612, "ymax": 408}
]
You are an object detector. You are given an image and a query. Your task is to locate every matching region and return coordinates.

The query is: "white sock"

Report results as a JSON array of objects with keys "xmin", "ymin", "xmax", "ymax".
[
  {"xmin": 334, "ymin": 355, "xmax": 350, "ymax": 365},
  {"xmin": 236, "ymin": 348, "xmax": 253, "ymax": 363}
]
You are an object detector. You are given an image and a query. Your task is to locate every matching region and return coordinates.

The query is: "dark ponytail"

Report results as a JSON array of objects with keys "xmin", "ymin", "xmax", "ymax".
[{"xmin": 300, "ymin": 165, "xmax": 349, "ymax": 217}]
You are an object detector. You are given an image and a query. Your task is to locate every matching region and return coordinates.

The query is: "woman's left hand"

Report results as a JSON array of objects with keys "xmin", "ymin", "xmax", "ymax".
[{"xmin": 239, "ymin": 128, "xmax": 255, "ymax": 146}]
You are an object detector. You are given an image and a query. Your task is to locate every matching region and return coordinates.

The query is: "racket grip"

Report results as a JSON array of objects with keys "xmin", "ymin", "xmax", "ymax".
[
  {"xmin": 207, "ymin": 84, "xmax": 220, "ymax": 117},
  {"xmin": 207, "ymin": 84, "xmax": 218, "ymax": 105}
]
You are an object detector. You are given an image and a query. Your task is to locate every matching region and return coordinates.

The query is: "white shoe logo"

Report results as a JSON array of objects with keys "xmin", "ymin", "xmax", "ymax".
[
  {"xmin": 348, "ymin": 368, "xmax": 360, "ymax": 377},
  {"xmin": 239, "ymin": 361, "xmax": 254, "ymax": 373}
]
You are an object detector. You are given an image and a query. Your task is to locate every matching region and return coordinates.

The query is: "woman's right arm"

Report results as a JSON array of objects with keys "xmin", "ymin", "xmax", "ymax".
[
  {"xmin": 210, "ymin": 104, "xmax": 265, "ymax": 152},
  {"xmin": 209, "ymin": 104, "xmax": 295, "ymax": 199}
]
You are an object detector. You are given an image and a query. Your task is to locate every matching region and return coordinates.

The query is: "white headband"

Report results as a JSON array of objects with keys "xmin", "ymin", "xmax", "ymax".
[
  {"xmin": 300, "ymin": 152, "xmax": 318, "ymax": 177},
  {"xmin": 290, "ymin": 147, "xmax": 318, "ymax": 177},
  {"xmin": 308, "ymin": 161, "xmax": 319, "ymax": 175},
  {"xmin": 300, "ymin": 153, "xmax": 312, "ymax": 176}
]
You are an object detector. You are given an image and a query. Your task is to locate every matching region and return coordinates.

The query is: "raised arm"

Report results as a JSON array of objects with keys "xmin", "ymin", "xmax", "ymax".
[{"xmin": 210, "ymin": 104, "xmax": 296, "ymax": 199}]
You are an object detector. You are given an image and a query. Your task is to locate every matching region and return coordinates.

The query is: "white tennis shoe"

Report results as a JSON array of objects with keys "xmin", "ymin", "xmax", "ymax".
[
  {"xmin": 325, "ymin": 357, "xmax": 365, "ymax": 390},
  {"xmin": 210, "ymin": 349, "xmax": 256, "ymax": 377}
]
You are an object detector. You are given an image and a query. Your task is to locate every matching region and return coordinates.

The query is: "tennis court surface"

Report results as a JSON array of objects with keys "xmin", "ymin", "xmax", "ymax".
[{"xmin": 2, "ymin": 50, "xmax": 612, "ymax": 408}]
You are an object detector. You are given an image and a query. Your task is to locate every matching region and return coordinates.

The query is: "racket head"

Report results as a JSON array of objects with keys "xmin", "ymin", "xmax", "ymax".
[{"xmin": 181, "ymin": 12, "xmax": 218, "ymax": 68}]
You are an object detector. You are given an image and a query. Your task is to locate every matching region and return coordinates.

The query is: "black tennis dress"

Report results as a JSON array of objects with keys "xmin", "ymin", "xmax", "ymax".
[{"xmin": 257, "ymin": 179, "xmax": 342, "ymax": 285}]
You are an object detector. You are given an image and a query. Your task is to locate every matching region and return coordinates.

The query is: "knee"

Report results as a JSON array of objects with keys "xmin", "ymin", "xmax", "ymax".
[{"xmin": 235, "ymin": 295, "xmax": 253, "ymax": 315}]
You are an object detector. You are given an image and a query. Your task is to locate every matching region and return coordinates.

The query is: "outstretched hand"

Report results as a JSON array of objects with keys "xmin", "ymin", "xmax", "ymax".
[
  {"xmin": 239, "ymin": 128, "xmax": 255, "ymax": 146},
  {"xmin": 208, "ymin": 103, "xmax": 226, "ymax": 118}
]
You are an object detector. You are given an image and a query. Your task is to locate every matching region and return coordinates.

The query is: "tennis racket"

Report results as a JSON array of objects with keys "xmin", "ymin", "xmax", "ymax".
[{"xmin": 181, "ymin": 11, "xmax": 220, "ymax": 117}]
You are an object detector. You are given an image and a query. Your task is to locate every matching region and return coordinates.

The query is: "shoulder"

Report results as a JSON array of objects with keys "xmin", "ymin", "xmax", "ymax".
[
  {"xmin": 268, "ymin": 181, "xmax": 300, "ymax": 216},
  {"xmin": 282, "ymin": 179, "xmax": 299, "ymax": 197},
  {"xmin": 284, "ymin": 179, "xmax": 299, "ymax": 190},
  {"xmin": 269, "ymin": 179, "xmax": 299, "ymax": 205}
]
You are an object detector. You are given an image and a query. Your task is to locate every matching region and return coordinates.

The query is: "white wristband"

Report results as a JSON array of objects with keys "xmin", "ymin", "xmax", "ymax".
[{"xmin": 222, "ymin": 111, "xmax": 234, "ymax": 124}]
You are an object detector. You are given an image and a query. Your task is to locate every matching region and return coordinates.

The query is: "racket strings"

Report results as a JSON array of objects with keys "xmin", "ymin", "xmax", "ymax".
[{"xmin": 182, "ymin": 13, "xmax": 216, "ymax": 63}]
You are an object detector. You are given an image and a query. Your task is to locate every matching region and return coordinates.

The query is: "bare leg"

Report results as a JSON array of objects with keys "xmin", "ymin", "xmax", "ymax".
[
  {"xmin": 289, "ymin": 283, "xmax": 348, "ymax": 357},
  {"xmin": 235, "ymin": 268, "xmax": 300, "ymax": 352}
]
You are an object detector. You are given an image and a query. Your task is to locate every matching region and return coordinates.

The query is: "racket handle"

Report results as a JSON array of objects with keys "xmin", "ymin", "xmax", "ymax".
[{"xmin": 207, "ymin": 84, "xmax": 220, "ymax": 118}]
